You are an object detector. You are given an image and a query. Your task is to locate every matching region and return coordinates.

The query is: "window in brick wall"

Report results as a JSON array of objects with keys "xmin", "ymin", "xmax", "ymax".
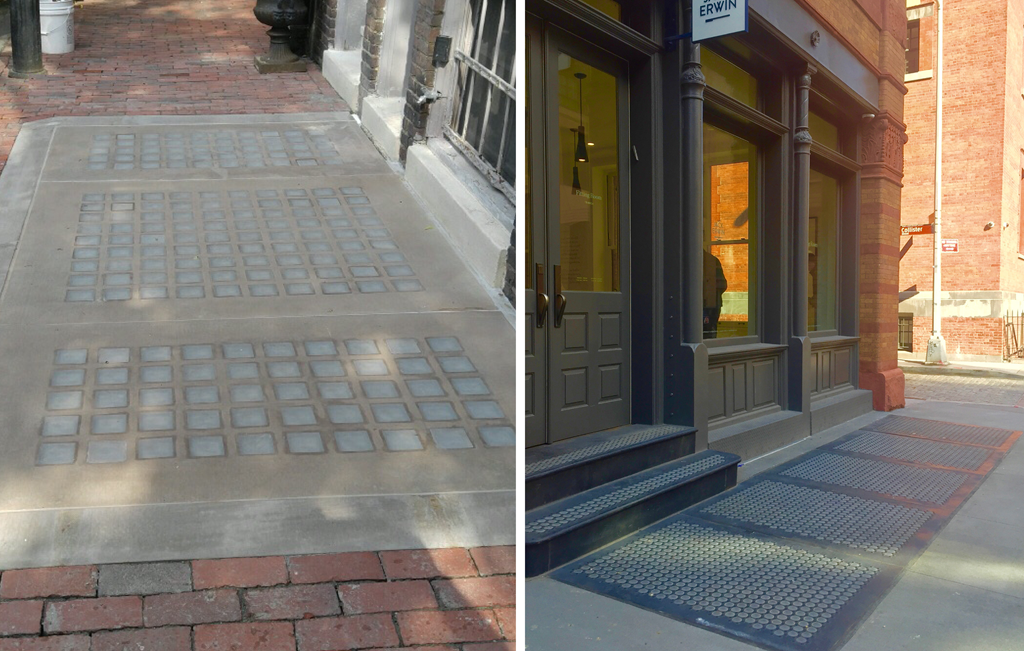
[
  {"xmin": 898, "ymin": 314, "xmax": 914, "ymax": 351},
  {"xmin": 906, "ymin": 20, "xmax": 920, "ymax": 74},
  {"xmin": 446, "ymin": 0, "xmax": 515, "ymax": 203}
]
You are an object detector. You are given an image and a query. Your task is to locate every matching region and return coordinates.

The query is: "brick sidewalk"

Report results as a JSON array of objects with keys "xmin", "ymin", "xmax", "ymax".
[
  {"xmin": 904, "ymin": 374, "xmax": 1024, "ymax": 407},
  {"xmin": 0, "ymin": 547, "xmax": 515, "ymax": 650},
  {"xmin": 0, "ymin": 0, "xmax": 346, "ymax": 173}
]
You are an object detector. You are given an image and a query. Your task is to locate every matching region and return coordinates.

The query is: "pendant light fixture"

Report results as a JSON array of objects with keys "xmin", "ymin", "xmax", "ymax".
[{"xmin": 574, "ymin": 72, "xmax": 589, "ymax": 163}]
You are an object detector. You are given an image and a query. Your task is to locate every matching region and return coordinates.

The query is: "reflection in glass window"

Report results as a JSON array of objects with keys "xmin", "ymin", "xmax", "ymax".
[
  {"xmin": 809, "ymin": 111, "xmax": 840, "ymax": 151},
  {"xmin": 703, "ymin": 124, "xmax": 757, "ymax": 339},
  {"xmin": 809, "ymin": 170, "xmax": 838, "ymax": 331},
  {"xmin": 558, "ymin": 55, "xmax": 620, "ymax": 293},
  {"xmin": 702, "ymin": 49, "xmax": 758, "ymax": 108}
]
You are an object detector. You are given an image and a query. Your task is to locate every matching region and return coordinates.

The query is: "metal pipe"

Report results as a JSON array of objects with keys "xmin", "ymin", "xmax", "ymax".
[
  {"xmin": 925, "ymin": 0, "xmax": 948, "ymax": 363},
  {"xmin": 9, "ymin": 0, "xmax": 44, "ymax": 78}
]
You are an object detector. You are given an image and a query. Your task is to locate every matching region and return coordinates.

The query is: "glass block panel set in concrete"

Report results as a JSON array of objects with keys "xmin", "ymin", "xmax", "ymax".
[{"xmin": 0, "ymin": 114, "xmax": 514, "ymax": 561}]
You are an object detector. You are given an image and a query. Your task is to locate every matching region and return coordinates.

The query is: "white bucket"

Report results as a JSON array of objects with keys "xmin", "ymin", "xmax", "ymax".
[{"xmin": 40, "ymin": 0, "xmax": 75, "ymax": 55}]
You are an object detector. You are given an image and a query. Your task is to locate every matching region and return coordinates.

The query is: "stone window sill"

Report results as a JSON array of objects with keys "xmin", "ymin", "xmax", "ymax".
[{"xmin": 905, "ymin": 70, "xmax": 933, "ymax": 82}]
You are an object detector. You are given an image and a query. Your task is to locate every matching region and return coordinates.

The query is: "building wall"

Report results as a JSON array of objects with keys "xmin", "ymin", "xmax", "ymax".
[
  {"xmin": 900, "ymin": 0, "xmax": 1007, "ymax": 295},
  {"xmin": 1001, "ymin": 1, "xmax": 1024, "ymax": 291},
  {"xmin": 399, "ymin": 0, "xmax": 446, "ymax": 160},
  {"xmin": 312, "ymin": 0, "xmax": 339, "ymax": 65},
  {"xmin": 899, "ymin": 0, "xmax": 1024, "ymax": 359}
]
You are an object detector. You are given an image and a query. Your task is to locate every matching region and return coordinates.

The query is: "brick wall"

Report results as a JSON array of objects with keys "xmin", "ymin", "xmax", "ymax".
[
  {"xmin": 911, "ymin": 316, "xmax": 1004, "ymax": 357},
  {"xmin": 311, "ymin": 0, "xmax": 339, "ymax": 65},
  {"xmin": 359, "ymin": 0, "xmax": 387, "ymax": 102},
  {"xmin": 503, "ymin": 227, "xmax": 515, "ymax": 306},
  {"xmin": 399, "ymin": 0, "xmax": 446, "ymax": 160},
  {"xmin": 1001, "ymin": 0, "xmax": 1024, "ymax": 292},
  {"xmin": 901, "ymin": 0, "xmax": 1012, "ymax": 296}
]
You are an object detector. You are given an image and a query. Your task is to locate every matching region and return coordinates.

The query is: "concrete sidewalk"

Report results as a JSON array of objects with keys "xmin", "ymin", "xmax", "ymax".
[
  {"xmin": 0, "ymin": 113, "xmax": 515, "ymax": 571},
  {"xmin": 526, "ymin": 401, "xmax": 1024, "ymax": 651},
  {"xmin": 899, "ymin": 355, "xmax": 1024, "ymax": 379}
]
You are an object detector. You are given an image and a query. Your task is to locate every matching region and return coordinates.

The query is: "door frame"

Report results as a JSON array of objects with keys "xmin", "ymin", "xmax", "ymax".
[
  {"xmin": 542, "ymin": 26, "xmax": 632, "ymax": 443},
  {"xmin": 525, "ymin": 3, "xmax": 662, "ymax": 446}
]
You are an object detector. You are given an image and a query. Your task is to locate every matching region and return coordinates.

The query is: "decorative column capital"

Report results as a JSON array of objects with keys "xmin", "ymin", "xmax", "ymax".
[
  {"xmin": 861, "ymin": 111, "xmax": 908, "ymax": 183},
  {"xmin": 794, "ymin": 64, "xmax": 815, "ymax": 154},
  {"xmin": 681, "ymin": 61, "xmax": 705, "ymax": 100},
  {"xmin": 794, "ymin": 128, "xmax": 813, "ymax": 153},
  {"xmin": 797, "ymin": 63, "xmax": 817, "ymax": 91}
]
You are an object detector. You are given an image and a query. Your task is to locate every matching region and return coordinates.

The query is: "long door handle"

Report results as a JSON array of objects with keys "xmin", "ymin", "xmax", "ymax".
[
  {"xmin": 553, "ymin": 265, "xmax": 567, "ymax": 328},
  {"xmin": 536, "ymin": 263, "xmax": 549, "ymax": 328}
]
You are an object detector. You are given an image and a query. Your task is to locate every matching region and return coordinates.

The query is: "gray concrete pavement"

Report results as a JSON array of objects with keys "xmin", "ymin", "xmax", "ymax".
[
  {"xmin": 0, "ymin": 114, "xmax": 514, "ymax": 568},
  {"xmin": 526, "ymin": 401, "xmax": 1024, "ymax": 651}
]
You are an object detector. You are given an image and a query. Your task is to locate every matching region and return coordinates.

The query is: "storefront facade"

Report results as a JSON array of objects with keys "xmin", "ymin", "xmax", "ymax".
[{"xmin": 524, "ymin": 0, "xmax": 908, "ymax": 458}]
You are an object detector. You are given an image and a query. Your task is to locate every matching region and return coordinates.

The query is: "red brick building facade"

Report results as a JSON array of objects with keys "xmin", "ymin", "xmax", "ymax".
[{"xmin": 900, "ymin": 0, "xmax": 1024, "ymax": 361}]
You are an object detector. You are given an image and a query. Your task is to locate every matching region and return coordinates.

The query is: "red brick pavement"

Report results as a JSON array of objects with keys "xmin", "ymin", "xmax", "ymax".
[
  {"xmin": 0, "ymin": 0, "xmax": 347, "ymax": 174},
  {"xmin": 0, "ymin": 547, "xmax": 516, "ymax": 650}
]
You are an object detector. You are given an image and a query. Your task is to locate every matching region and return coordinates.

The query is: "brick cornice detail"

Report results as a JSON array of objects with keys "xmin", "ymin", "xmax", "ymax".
[{"xmin": 861, "ymin": 111, "xmax": 907, "ymax": 183}]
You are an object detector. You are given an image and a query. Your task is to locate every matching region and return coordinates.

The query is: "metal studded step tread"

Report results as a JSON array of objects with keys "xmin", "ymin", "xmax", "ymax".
[
  {"xmin": 526, "ymin": 425, "xmax": 693, "ymax": 478},
  {"xmin": 527, "ymin": 450, "xmax": 739, "ymax": 543},
  {"xmin": 864, "ymin": 415, "xmax": 1015, "ymax": 448},
  {"xmin": 526, "ymin": 450, "xmax": 739, "ymax": 577},
  {"xmin": 526, "ymin": 424, "xmax": 697, "ymax": 510}
]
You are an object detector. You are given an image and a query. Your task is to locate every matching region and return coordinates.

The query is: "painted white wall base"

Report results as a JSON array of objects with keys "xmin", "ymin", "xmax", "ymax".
[
  {"xmin": 321, "ymin": 49, "xmax": 362, "ymax": 109},
  {"xmin": 361, "ymin": 96, "xmax": 405, "ymax": 161},
  {"xmin": 406, "ymin": 142, "xmax": 512, "ymax": 289}
]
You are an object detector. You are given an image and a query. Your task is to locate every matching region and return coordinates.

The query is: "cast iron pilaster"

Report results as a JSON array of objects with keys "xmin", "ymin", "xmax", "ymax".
[
  {"xmin": 665, "ymin": 37, "xmax": 709, "ymax": 451},
  {"xmin": 789, "ymin": 65, "xmax": 815, "ymax": 415}
]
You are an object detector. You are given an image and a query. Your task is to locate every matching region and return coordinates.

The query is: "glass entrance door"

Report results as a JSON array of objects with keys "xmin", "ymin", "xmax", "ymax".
[{"xmin": 525, "ymin": 18, "xmax": 631, "ymax": 446}]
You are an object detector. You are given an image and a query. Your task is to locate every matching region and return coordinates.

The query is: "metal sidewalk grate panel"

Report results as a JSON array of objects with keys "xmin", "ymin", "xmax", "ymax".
[
  {"xmin": 698, "ymin": 480, "xmax": 932, "ymax": 557},
  {"xmin": 554, "ymin": 514, "xmax": 888, "ymax": 651},
  {"xmin": 526, "ymin": 453, "xmax": 730, "ymax": 538},
  {"xmin": 525, "ymin": 426, "xmax": 682, "ymax": 478},
  {"xmin": 865, "ymin": 415, "xmax": 1015, "ymax": 447},
  {"xmin": 835, "ymin": 431, "xmax": 990, "ymax": 470},
  {"xmin": 779, "ymin": 452, "xmax": 969, "ymax": 505}
]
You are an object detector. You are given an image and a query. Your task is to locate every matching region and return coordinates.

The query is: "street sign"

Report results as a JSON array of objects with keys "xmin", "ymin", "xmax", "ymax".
[
  {"xmin": 901, "ymin": 224, "xmax": 934, "ymax": 236},
  {"xmin": 941, "ymin": 239, "xmax": 959, "ymax": 252},
  {"xmin": 693, "ymin": 0, "xmax": 748, "ymax": 42}
]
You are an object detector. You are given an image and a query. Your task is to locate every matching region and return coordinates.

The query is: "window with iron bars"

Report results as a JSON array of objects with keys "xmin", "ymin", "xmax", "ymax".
[
  {"xmin": 898, "ymin": 314, "xmax": 914, "ymax": 352},
  {"xmin": 445, "ymin": 0, "xmax": 515, "ymax": 203}
]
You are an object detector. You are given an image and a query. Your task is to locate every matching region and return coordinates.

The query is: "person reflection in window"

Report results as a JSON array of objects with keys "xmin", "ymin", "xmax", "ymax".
[{"xmin": 703, "ymin": 249, "xmax": 728, "ymax": 338}]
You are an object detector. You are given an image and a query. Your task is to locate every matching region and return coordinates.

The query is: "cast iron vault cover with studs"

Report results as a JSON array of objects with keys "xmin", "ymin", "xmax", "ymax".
[
  {"xmin": 552, "ymin": 514, "xmax": 901, "ymax": 651},
  {"xmin": 552, "ymin": 418, "xmax": 1021, "ymax": 651}
]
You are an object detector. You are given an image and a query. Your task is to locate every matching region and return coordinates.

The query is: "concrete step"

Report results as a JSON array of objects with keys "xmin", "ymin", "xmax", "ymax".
[
  {"xmin": 526, "ymin": 424, "xmax": 697, "ymax": 510},
  {"xmin": 525, "ymin": 450, "xmax": 740, "ymax": 577}
]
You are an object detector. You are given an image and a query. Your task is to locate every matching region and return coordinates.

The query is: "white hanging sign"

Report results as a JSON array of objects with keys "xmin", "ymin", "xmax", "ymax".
[{"xmin": 693, "ymin": 0, "xmax": 749, "ymax": 42}]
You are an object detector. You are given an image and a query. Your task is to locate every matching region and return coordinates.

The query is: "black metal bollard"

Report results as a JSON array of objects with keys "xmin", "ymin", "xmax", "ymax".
[{"xmin": 9, "ymin": 0, "xmax": 45, "ymax": 77}]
